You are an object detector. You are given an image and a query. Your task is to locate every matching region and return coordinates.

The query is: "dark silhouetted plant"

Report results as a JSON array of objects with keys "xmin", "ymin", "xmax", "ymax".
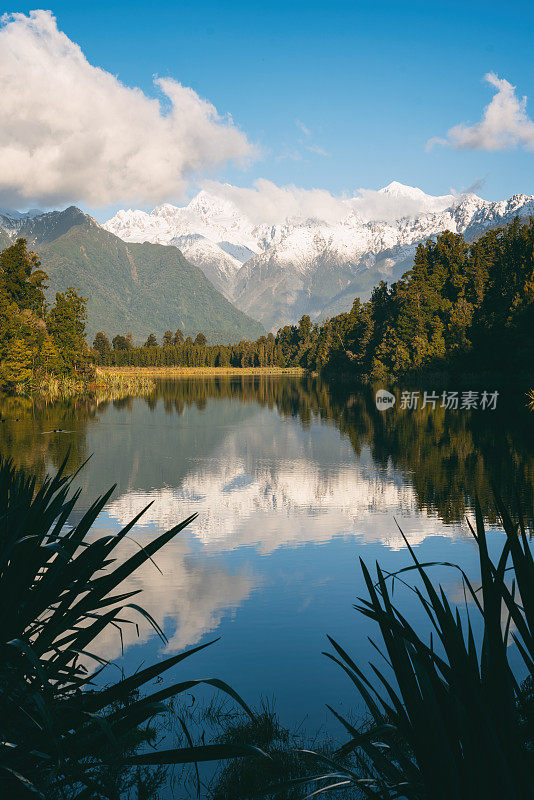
[
  {"xmin": 0, "ymin": 455, "xmax": 267, "ymax": 798},
  {"xmin": 273, "ymin": 498, "xmax": 534, "ymax": 799}
]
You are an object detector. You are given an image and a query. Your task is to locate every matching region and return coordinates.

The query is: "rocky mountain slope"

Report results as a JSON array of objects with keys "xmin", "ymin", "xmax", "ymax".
[
  {"xmin": 105, "ymin": 183, "xmax": 534, "ymax": 331},
  {"xmin": 0, "ymin": 207, "xmax": 265, "ymax": 343}
]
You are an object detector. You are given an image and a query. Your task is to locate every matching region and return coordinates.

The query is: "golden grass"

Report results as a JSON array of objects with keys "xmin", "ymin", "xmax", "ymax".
[
  {"xmin": 97, "ymin": 366, "xmax": 305, "ymax": 377},
  {"xmin": 92, "ymin": 368, "xmax": 156, "ymax": 399}
]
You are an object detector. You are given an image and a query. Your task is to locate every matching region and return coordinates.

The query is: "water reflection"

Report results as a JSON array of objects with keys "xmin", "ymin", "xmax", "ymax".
[
  {"xmin": 88, "ymin": 532, "xmax": 259, "ymax": 656},
  {"xmin": 106, "ymin": 450, "xmax": 455, "ymax": 553},
  {"xmin": 2, "ymin": 376, "xmax": 533, "ymax": 532},
  {"xmin": 1, "ymin": 376, "xmax": 530, "ymax": 749}
]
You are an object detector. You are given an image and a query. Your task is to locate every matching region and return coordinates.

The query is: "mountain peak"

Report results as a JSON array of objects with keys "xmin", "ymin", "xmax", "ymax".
[
  {"xmin": 0, "ymin": 205, "xmax": 98, "ymax": 246},
  {"xmin": 187, "ymin": 190, "xmax": 240, "ymax": 218},
  {"xmin": 380, "ymin": 180, "xmax": 421, "ymax": 195},
  {"xmin": 378, "ymin": 181, "xmax": 456, "ymax": 217}
]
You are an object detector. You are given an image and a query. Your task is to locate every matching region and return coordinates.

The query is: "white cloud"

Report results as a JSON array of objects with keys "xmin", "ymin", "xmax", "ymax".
[
  {"xmin": 295, "ymin": 119, "xmax": 311, "ymax": 137},
  {"xmin": 0, "ymin": 10, "xmax": 257, "ymax": 207},
  {"xmin": 428, "ymin": 73, "xmax": 534, "ymax": 152},
  {"xmin": 201, "ymin": 178, "xmax": 454, "ymax": 226},
  {"xmin": 203, "ymin": 178, "xmax": 352, "ymax": 224},
  {"xmin": 306, "ymin": 144, "xmax": 331, "ymax": 157}
]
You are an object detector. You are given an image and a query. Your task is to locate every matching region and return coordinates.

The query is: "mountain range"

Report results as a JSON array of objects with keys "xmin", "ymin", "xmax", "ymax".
[
  {"xmin": 104, "ymin": 183, "xmax": 534, "ymax": 331},
  {"xmin": 2, "ymin": 182, "xmax": 533, "ymax": 342},
  {"xmin": 0, "ymin": 207, "xmax": 265, "ymax": 343}
]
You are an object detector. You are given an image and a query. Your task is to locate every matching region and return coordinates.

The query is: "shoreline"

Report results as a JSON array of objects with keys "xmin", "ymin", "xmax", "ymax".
[{"xmin": 96, "ymin": 366, "xmax": 306, "ymax": 377}]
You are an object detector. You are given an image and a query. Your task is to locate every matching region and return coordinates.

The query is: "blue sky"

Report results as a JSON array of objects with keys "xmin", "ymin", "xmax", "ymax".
[{"xmin": 5, "ymin": 1, "xmax": 534, "ymax": 216}]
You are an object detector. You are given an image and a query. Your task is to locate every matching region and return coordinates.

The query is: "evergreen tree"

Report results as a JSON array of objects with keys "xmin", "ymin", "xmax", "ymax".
[
  {"xmin": 47, "ymin": 288, "xmax": 88, "ymax": 373},
  {"xmin": 0, "ymin": 338, "xmax": 34, "ymax": 387},
  {"xmin": 112, "ymin": 335, "xmax": 131, "ymax": 351},
  {"xmin": 0, "ymin": 238, "xmax": 48, "ymax": 316},
  {"xmin": 145, "ymin": 334, "xmax": 158, "ymax": 347},
  {"xmin": 93, "ymin": 332, "xmax": 111, "ymax": 358}
]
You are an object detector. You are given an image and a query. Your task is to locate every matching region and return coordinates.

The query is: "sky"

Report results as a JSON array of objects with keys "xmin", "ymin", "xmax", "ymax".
[{"xmin": 1, "ymin": 1, "xmax": 533, "ymax": 221}]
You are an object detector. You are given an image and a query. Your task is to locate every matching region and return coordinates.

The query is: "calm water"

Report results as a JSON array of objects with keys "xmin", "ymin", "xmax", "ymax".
[{"xmin": 2, "ymin": 376, "xmax": 534, "ymax": 790}]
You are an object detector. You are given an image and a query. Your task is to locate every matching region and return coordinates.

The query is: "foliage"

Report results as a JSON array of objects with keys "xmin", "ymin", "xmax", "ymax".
[
  {"xmin": 207, "ymin": 702, "xmax": 360, "ymax": 800},
  {"xmin": 144, "ymin": 333, "xmax": 158, "ymax": 348},
  {"xmin": 0, "ymin": 239, "xmax": 93, "ymax": 392},
  {"xmin": 0, "ymin": 237, "xmax": 48, "ymax": 315},
  {"xmin": 94, "ymin": 329, "xmax": 307, "ymax": 370},
  {"xmin": 319, "ymin": 217, "xmax": 534, "ymax": 379},
  {"xmin": 278, "ymin": 499, "xmax": 534, "ymax": 799},
  {"xmin": 93, "ymin": 332, "xmax": 112, "ymax": 358},
  {"xmin": 0, "ymin": 456, "xmax": 268, "ymax": 798},
  {"xmin": 47, "ymin": 287, "xmax": 90, "ymax": 373}
]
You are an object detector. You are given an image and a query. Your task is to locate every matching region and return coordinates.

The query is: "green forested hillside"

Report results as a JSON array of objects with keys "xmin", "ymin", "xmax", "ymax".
[{"xmin": 0, "ymin": 208, "xmax": 265, "ymax": 343}]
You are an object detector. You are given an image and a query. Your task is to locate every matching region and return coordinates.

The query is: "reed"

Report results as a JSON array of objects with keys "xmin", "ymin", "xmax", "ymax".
[{"xmin": 92, "ymin": 368, "xmax": 156, "ymax": 400}]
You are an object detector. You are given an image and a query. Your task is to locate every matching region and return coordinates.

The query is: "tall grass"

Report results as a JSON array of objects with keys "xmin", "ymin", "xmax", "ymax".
[
  {"xmin": 92, "ymin": 369, "xmax": 156, "ymax": 401},
  {"xmin": 12, "ymin": 370, "xmax": 156, "ymax": 402},
  {"xmin": 0, "ymin": 456, "xmax": 267, "ymax": 798}
]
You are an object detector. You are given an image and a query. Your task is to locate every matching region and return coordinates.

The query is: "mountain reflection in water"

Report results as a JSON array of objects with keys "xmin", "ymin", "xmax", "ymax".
[
  {"xmin": 2, "ymin": 376, "xmax": 533, "ymax": 532},
  {"xmin": 2, "ymin": 375, "xmax": 533, "ymax": 745}
]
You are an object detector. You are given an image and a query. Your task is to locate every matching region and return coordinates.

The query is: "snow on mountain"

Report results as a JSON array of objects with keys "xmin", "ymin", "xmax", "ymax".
[
  {"xmin": 104, "ymin": 184, "xmax": 534, "ymax": 332},
  {"xmin": 169, "ymin": 234, "xmax": 244, "ymax": 296},
  {"xmin": 378, "ymin": 180, "xmax": 455, "ymax": 213}
]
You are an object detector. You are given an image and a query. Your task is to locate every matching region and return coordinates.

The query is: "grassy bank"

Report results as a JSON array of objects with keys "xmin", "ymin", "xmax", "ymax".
[
  {"xmin": 10, "ymin": 369, "xmax": 157, "ymax": 401},
  {"xmin": 97, "ymin": 366, "xmax": 306, "ymax": 377}
]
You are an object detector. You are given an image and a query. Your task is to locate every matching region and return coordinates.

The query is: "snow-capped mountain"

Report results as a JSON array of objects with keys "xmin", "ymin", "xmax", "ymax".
[{"xmin": 104, "ymin": 183, "xmax": 534, "ymax": 332}]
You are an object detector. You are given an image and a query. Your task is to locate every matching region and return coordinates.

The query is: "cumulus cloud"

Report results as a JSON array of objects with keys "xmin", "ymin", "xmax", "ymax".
[
  {"xmin": 0, "ymin": 10, "xmax": 257, "ymax": 207},
  {"xmin": 428, "ymin": 73, "xmax": 534, "ymax": 151},
  {"xmin": 202, "ymin": 178, "xmax": 455, "ymax": 226}
]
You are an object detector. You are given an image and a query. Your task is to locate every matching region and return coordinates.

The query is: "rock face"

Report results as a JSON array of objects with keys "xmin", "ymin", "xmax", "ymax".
[{"xmin": 105, "ymin": 183, "xmax": 534, "ymax": 332}]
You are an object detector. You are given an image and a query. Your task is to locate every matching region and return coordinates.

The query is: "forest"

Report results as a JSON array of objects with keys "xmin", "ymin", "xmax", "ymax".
[{"xmin": 93, "ymin": 216, "xmax": 534, "ymax": 379}]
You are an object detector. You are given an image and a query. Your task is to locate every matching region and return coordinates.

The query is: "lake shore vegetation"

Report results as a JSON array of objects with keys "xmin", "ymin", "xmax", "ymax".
[{"xmin": 264, "ymin": 498, "xmax": 534, "ymax": 799}]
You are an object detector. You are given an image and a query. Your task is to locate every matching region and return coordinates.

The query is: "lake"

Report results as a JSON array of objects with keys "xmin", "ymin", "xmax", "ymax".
[{"xmin": 2, "ymin": 375, "xmax": 533, "ymax": 793}]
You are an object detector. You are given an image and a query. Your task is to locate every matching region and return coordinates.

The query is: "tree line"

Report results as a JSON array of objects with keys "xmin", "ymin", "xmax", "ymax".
[
  {"xmin": 91, "ymin": 323, "xmax": 315, "ymax": 368},
  {"xmin": 0, "ymin": 239, "xmax": 91, "ymax": 390},
  {"xmin": 93, "ymin": 216, "xmax": 534, "ymax": 378}
]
